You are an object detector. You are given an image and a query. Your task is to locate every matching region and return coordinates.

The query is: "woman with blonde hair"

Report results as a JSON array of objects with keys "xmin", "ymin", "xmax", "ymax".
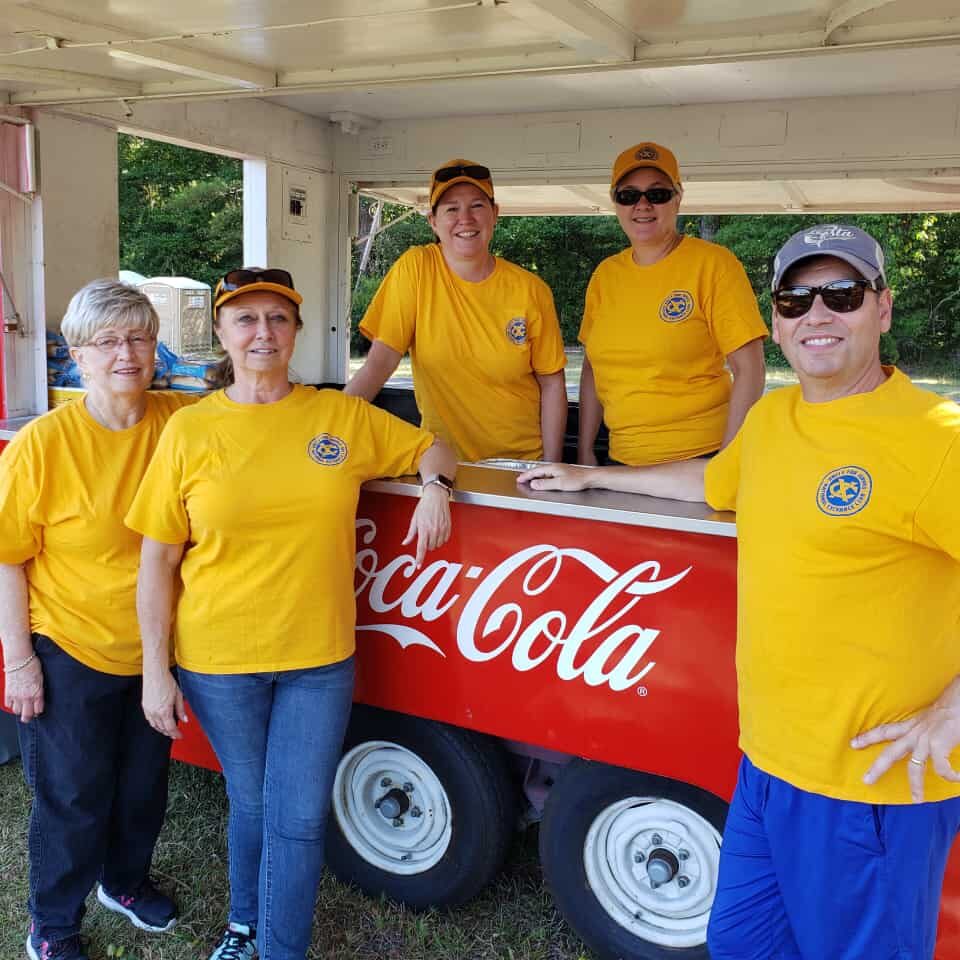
[{"xmin": 0, "ymin": 279, "xmax": 187, "ymax": 960}]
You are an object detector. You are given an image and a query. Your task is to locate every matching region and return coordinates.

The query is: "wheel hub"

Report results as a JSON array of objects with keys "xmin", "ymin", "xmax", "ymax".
[
  {"xmin": 375, "ymin": 787, "xmax": 411, "ymax": 821},
  {"xmin": 332, "ymin": 740, "xmax": 453, "ymax": 875},
  {"xmin": 582, "ymin": 796, "xmax": 723, "ymax": 949},
  {"xmin": 645, "ymin": 847, "xmax": 680, "ymax": 888}
]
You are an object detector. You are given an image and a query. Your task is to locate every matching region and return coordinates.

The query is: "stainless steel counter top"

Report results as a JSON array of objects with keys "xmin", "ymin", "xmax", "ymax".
[{"xmin": 364, "ymin": 462, "xmax": 737, "ymax": 538}]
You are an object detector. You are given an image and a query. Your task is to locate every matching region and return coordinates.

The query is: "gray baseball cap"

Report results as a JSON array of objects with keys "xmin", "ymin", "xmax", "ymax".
[{"xmin": 771, "ymin": 224, "xmax": 887, "ymax": 291}]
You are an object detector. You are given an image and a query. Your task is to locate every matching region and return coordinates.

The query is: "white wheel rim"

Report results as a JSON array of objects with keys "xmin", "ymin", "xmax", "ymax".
[
  {"xmin": 583, "ymin": 796, "xmax": 722, "ymax": 949},
  {"xmin": 332, "ymin": 740, "xmax": 453, "ymax": 875}
]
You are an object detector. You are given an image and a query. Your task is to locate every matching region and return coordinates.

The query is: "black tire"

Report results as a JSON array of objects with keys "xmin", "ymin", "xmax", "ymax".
[
  {"xmin": 540, "ymin": 759, "xmax": 728, "ymax": 960},
  {"xmin": 325, "ymin": 705, "xmax": 515, "ymax": 908}
]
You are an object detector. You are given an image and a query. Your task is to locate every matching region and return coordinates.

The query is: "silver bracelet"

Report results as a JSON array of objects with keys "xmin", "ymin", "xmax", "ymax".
[{"xmin": 4, "ymin": 652, "xmax": 37, "ymax": 674}]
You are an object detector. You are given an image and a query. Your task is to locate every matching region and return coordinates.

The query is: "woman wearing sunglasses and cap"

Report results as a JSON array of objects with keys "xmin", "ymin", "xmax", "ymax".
[
  {"xmin": 578, "ymin": 142, "xmax": 767, "ymax": 467},
  {"xmin": 126, "ymin": 268, "xmax": 456, "ymax": 960},
  {"xmin": 346, "ymin": 159, "xmax": 568, "ymax": 464},
  {"xmin": 0, "ymin": 280, "xmax": 189, "ymax": 960}
]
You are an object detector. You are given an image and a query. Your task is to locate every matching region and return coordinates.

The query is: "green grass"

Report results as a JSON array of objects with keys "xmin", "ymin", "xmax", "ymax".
[{"xmin": 0, "ymin": 759, "xmax": 589, "ymax": 960}]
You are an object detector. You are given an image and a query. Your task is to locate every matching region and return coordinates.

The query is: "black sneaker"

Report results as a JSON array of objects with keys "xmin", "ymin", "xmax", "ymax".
[
  {"xmin": 208, "ymin": 922, "xmax": 257, "ymax": 960},
  {"xmin": 25, "ymin": 928, "xmax": 89, "ymax": 960},
  {"xmin": 96, "ymin": 878, "xmax": 177, "ymax": 933}
]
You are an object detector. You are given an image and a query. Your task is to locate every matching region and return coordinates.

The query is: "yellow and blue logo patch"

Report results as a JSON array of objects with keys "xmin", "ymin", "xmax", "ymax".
[
  {"xmin": 816, "ymin": 466, "xmax": 872, "ymax": 516},
  {"xmin": 506, "ymin": 317, "xmax": 528, "ymax": 345},
  {"xmin": 659, "ymin": 291, "xmax": 694, "ymax": 323},
  {"xmin": 308, "ymin": 433, "xmax": 348, "ymax": 466}
]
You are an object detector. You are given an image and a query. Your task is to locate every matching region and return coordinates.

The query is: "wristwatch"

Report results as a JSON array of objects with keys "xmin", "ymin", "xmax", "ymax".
[{"xmin": 422, "ymin": 473, "xmax": 455, "ymax": 498}]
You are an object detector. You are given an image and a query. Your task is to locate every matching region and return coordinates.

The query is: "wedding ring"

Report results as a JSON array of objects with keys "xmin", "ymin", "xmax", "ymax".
[{"xmin": 909, "ymin": 757, "xmax": 926, "ymax": 766}]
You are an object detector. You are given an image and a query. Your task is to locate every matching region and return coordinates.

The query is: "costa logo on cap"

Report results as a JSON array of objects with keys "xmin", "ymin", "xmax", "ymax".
[
  {"xmin": 816, "ymin": 465, "xmax": 872, "ymax": 516},
  {"xmin": 803, "ymin": 225, "xmax": 856, "ymax": 248},
  {"xmin": 636, "ymin": 146, "xmax": 659, "ymax": 161},
  {"xmin": 308, "ymin": 433, "xmax": 348, "ymax": 466}
]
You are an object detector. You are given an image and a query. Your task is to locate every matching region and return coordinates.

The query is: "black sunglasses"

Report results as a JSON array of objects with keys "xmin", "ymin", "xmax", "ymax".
[
  {"xmin": 773, "ymin": 279, "xmax": 881, "ymax": 319},
  {"xmin": 219, "ymin": 268, "xmax": 296, "ymax": 292},
  {"xmin": 613, "ymin": 186, "xmax": 677, "ymax": 206},
  {"xmin": 433, "ymin": 164, "xmax": 491, "ymax": 184}
]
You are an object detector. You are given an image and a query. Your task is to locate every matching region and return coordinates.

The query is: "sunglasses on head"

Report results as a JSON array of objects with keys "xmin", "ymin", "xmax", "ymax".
[
  {"xmin": 433, "ymin": 164, "xmax": 492, "ymax": 184},
  {"xmin": 613, "ymin": 186, "xmax": 677, "ymax": 207},
  {"xmin": 773, "ymin": 279, "xmax": 881, "ymax": 319},
  {"xmin": 218, "ymin": 268, "xmax": 296, "ymax": 292}
]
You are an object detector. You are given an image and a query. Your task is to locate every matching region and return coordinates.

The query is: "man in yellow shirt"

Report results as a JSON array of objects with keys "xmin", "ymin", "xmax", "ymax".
[{"xmin": 519, "ymin": 224, "xmax": 960, "ymax": 959}]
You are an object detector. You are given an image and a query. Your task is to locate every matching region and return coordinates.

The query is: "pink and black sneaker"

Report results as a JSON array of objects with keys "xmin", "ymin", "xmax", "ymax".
[
  {"xmin": 25, "ymin": 922, "xmax": 89, "ymax": 960},
  {"xmin": 96, "ymin": 878, "xmax": 177, "ymax": 933}
]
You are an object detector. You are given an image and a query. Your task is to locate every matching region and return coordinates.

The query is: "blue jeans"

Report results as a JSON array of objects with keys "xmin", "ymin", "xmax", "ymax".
[
  {"xmin": 707, "ymin": 755, "xmax": 960, "ymax": 960},
  {"xmin": 179, "ymin": 658, "xmax": 355, "ymax": 960}
]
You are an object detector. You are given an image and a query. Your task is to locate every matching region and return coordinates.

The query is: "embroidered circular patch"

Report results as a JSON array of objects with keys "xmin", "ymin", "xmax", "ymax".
[
  {"xmin": 659, "ymin": 291, "xmax": 694, "ymax": 322},
  {"xmin": 506, "ymin": 317, "xmax": 528, "ymax": 345},
  {"xmin": 308, "ymin": 433, "xmax": 348, "ymax": 466},
  {"xmin": 816, "ymin": 466, "xmax": 872, "ymax": 516}
]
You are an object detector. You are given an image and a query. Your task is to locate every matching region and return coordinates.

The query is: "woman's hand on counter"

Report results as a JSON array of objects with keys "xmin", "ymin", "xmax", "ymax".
[
  {"xmin": 142, "ymin": 668, "xmax": 187, "ymax": 740},
  {"xmin": 518, "ymin": 463, "xmax": 593, "ymax": 492},
  {"xmin": 5, "ymin": 657, "xmax": 44, "ymax": 722},
  {"xmin": 403, "ymin": 484, "xmax": 452, "ymax": 568}
]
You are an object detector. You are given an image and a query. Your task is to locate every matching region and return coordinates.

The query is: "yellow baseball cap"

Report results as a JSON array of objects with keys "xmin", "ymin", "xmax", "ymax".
[
  {"xmin": 429, "ymin": 159, "xmax": 495, "ymax": 208},
  {"xmin": 213, "ymin": 268, "xmax": 303, "ymax": 311},
  {"xmin": 610, "ymin": 142, "xmax": 682, "ymax": 194}
]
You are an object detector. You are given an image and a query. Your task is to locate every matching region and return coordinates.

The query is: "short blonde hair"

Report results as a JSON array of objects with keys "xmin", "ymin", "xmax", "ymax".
[{"xmin": 61, "ymin": 278, "xmax": 159, "ymax": 347}]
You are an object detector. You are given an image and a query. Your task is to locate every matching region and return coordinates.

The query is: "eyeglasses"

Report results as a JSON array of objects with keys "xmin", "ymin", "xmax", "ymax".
[
  {"xmin": 218, "ymin": 268, "xmax": 296, "ymax": 293},
  {"xmin": 84, "ymin": 333, "xmax": 157, "ymax": 353},
  {"xmin": 612, "ymin": 186, "xmax": 677, "ymax": 206},
  {"xmin": 432, "ymin": 164, "xmax": 492, "ymax": 184},
  {"xmin": 773, "ymin": 279, "xmax": 881, "ymax": 319}
]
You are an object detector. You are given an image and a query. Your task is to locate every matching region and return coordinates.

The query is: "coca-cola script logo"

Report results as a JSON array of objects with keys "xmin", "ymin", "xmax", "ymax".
[{"xmin": 354, "ymin": 519, "xmax": 692, "ymax": 694}]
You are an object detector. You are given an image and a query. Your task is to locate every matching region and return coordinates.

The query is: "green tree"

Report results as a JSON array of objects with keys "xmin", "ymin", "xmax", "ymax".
[{"xmin": 118, "ymin": 134, "xmax": 243, "ymax": 290}]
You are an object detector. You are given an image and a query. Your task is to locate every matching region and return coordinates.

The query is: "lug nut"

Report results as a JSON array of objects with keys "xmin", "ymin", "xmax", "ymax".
[
  {"xmin": 411, "ymin": 807, "xmax": 423, "ymax": 818},
  {"xmin": 633, "ymin": 851, "xmax": 645, "ymax": 863},
  {"xmin": 392, "ymin": 817, "xmax": 404, "ymax": 827},
  {"xmin": 678, "ymin": 876, "xmax": 690, "ymax": 888},
  {"xmin": 403, "ymin": 782, "xmax": 414, "ymax": 793},
  {"xmin": 678, "ymin": 849, "xmax": 689, "ymax": 861},
  {"xmin": 380, "ymin": 777, "xmax": 392, "ymax": 788},
  {"xmin": 651, "ymin": 833, "xmax": 662, "ymax": 846}
]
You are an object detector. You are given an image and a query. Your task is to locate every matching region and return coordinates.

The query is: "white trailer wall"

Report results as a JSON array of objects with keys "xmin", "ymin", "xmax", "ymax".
[{"xmin": 334, "ymin": 89, "xmax": 960, "ymax": 197}]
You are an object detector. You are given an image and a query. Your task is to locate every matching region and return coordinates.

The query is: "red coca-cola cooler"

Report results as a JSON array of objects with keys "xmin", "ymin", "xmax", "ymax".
[
  {"xmin": 3, "ymin": 448, "xmax": 960, "ymax": 959},
  {"xmin": 169, "ymin": 460, "xmax": 960, "ymax": 960}
]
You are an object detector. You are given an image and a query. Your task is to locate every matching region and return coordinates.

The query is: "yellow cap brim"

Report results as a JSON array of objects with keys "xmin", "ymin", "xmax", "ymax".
[
  {"xmin": 214, "ymin": 281, "xmax": 303, "ymax": 311},
  {"xmin": 430, "ymin": 176, "xmax": 495, "ymax": 209}
]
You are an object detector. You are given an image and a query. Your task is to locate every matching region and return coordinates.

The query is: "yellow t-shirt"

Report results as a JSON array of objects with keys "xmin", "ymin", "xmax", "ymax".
[
  {"xmin": 580, "ymin": 238, "xmax": 767, "ymax": 465},
  {"xmin": 0, "ymin": 392, "xmax": 194, "ymax": 675},
  {"xmin": 705, "ymin": 369, "xmax": 960, "ymax": 803},
  {"xmin": 359, "ymin": 244, "xmax": 566, "ymax": 462},
  {"xmin": 124, "ymin": 385, "xmax": 434, "ymax": 674}
]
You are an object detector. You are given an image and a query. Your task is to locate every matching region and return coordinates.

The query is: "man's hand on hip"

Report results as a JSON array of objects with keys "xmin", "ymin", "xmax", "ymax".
[{"xmin": 852, "ymin": 676, "xmax": 960, "ymax": 802}]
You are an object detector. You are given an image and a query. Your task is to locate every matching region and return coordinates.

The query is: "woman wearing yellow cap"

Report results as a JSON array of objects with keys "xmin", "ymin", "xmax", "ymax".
[
  {"xmin": 126, "ymin": 268, "xmax": 457, "ymax": 960},
  {"xmin": 346, "ymin": 159, "xmax": 568, "ymax": 464},
  {"xmin": 578, "ymin": 142, "xmax": 767, "ymax": 466}
]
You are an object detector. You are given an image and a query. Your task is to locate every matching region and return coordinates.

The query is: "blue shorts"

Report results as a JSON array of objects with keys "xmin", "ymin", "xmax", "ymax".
[{"xmin": 707, "ymin": 755, "xmax": 960, "ymax": 960}]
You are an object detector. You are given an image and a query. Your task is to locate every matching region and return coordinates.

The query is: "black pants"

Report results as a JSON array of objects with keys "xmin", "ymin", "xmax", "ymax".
[{"xmin": 17, "ymin": 634, "xmax": 172, "ymax": 942}]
